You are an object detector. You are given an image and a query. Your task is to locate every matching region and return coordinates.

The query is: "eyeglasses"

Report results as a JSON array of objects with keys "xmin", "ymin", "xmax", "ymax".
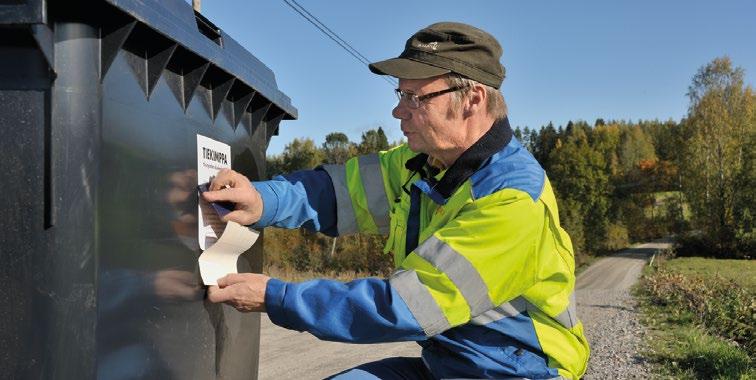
[{"xmin": 394, "ymin": 86, "xmax": 468, "ymax": 109}]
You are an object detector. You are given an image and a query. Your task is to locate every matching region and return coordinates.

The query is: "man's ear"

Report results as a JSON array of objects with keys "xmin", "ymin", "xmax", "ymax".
[{"xmin": 463, "ymin": 85, "xmax": 487, "ymax": 118}]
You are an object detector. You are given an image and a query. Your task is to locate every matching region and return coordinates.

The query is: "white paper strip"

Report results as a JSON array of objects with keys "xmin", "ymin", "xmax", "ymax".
[
  {"xmin": 198, "ymin": 221, "xmax": 260, "ymax": 286},
  {"xmin": 197, "ymin": 134, "xmax": 232, "ymax": 250}
]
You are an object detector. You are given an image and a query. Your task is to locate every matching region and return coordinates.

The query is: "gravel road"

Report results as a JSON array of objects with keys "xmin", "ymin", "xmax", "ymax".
[
  {"xmin": 258, "ymin": 239, "xmax": 673, "ymax": 379},
  {"xmin": 577, "ymin": 239, "xmax": 673, "ymax": 379}
]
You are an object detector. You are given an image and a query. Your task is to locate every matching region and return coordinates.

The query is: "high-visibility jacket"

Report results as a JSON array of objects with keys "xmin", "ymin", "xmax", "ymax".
[{"xmin": 255, "ymin": 118, "xmax": 590, "ymax": 379}]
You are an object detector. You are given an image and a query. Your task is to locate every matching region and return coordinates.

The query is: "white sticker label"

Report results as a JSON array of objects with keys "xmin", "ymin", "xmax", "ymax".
[{"xmin": 197, "ymin": 134, "xmax": 231, "ymax": 250}]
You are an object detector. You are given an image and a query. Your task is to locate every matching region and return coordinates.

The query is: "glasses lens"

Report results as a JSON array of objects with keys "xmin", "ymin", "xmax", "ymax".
[
  {"xmin": 395, "ymin": 90, "xmax": 413, "ymax": 108},
  {"xmin": 395, "ymin": 89, "xmax": 423, "ymax": 109},
  {"xmin": 409, "ymin": 96, "xmax": 420, "ymax": 109}
]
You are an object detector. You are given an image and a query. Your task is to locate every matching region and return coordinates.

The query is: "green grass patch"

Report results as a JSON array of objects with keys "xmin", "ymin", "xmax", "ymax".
[
  {"xmin": 636, "ymin": 257, "xmax": 755, "ymax": 379},
  {"xmin": 661, "ymin": 257, "xmax": 756, "ymax": 289}
]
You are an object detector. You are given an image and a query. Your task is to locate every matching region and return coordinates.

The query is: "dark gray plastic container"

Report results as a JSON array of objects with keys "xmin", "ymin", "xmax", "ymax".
[{"xmin": 0, "ymin": 0, "xmax": 297, "ymax": 378}]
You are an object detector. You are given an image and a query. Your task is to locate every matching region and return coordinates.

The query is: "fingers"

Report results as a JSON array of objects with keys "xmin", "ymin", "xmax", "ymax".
[
  {"xmin": 207, "ymin": 286, "xmax": 232, "ymax": 303},
  {"xmin": 208, "ymin": 169, "xmax": 235, "ymax": 191},
  {"xmin": 220, "ymin": 210, "xmax": 254, "ymax": 225},
  {"xmin": 206, "ymin": 276, "xmax": 268, "ymax": 312},
  {"xmin": 202, "ymin": 184, "xmax": 262, "ymax": 225},
  {"xmin": 202, "ymin": 186, "xmax": 249, "ymax": 204},
  {"xmin": 217, "ymin": 273, "xmax": 253, "ymax": 287},
  {"xmin": 209, "ymin": 169, "xmax": 250, "ymax": 191}
]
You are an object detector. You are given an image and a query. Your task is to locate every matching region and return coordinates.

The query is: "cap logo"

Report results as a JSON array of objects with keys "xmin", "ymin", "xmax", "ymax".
[{"xmin": 415, "ymin": 41, "xmax": 439, "ymax": 51}]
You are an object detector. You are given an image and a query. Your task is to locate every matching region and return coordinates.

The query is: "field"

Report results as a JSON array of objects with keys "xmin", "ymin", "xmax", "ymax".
[{"xmin": 661, "ymin": 257, "xmax": 756, "ymax": 289}]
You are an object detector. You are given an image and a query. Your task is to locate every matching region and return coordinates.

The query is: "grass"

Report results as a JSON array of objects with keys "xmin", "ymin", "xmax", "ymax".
[
  {"xmin": 661, "ymin": 257, "xmax": 756, "ymax": 289},
  {"xmin": 643, "ymin": 322, "xmax": 753, "ymax": 379},
  {"xmin": 636, "ymin": 256, "xmax": 755, "ymax": 379}
]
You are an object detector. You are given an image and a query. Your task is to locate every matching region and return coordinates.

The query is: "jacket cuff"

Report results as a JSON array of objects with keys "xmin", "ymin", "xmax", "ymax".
[
  {"xmin": 252, "ymin": 181, "xmax": 278, "ymax": 227},
  {"xmin": 264, "ymin": 278, "xmax": 297, "ymax": 330}
]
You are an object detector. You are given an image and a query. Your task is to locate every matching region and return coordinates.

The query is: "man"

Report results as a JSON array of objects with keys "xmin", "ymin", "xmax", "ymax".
[{"xmin": 204, "ymin": 22, "xmax": 590, "ymax": 379}]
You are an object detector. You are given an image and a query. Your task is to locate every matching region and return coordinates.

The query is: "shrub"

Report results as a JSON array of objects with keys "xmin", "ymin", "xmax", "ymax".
[
  {"xmin": 641, "ymin": 269, "xmax": 755, "ymax": 357},
  {"xmin": 263, "ymin": 228, "xmax": 393, "ymax": 279},
  {"xmin": 676, "ymin": 231, "xmax": 754, "ymax": 259}
]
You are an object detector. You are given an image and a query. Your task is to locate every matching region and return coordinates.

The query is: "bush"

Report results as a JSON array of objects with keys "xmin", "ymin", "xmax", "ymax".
[
  {"xmin": 675, "ymin": 232, "xmax": 718, "ymax": 257},
  {"xmin": 676, "ymin": 231, "xmax": 754, "ymax": 259},
  {"xmin": 641, "ymin": 269, "xmax": 755, "ymax": 357},
  {"xmin": 263, "ymin": 228, "xmax": 393, "ymax": 279}
]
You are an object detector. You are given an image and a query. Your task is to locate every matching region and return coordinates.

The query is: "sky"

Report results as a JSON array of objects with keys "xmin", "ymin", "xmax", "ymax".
[{"xmin": 192, "ymin": 0, "xmax": 756, "ymax": 155}]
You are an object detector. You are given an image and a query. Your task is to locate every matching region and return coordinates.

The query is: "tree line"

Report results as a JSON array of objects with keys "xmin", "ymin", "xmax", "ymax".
[{"xmin": 262, "ymin": 57, "xmax": 754, "ymax": 276}]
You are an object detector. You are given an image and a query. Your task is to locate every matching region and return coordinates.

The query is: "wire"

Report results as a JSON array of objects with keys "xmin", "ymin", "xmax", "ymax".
[
  {"xmin": 281, "ymin": 0, "xmax": 398, "ymax": 88},
  {"xmin": 289, "ymin": 0, "xmax": 371, "ymax": 65}
]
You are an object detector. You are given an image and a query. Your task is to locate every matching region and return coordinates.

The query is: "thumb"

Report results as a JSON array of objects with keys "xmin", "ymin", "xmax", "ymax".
[{"xmin": 222, "ymin": 210, "xmax": 254, "ymax": 225}]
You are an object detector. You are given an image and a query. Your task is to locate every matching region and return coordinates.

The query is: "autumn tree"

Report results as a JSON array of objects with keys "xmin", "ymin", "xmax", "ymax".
[
  {"xmin": 618, "ymin": 125, "xmax": 657, "ymax": 174},
  {"xmin": 680, "ymin": 56, "xmax": 755, "ymax": 256}
]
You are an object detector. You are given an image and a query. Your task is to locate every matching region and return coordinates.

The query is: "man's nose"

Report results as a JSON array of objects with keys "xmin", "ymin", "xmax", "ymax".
[{"xmin": 392, "ymin": 102, "xmax": 411, "ymax": 120}]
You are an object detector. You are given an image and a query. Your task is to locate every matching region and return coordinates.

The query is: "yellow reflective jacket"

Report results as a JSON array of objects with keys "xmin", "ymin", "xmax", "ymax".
[{"xmin": 261, "ymin": 119, "xmax": 590, "ymax": 379}]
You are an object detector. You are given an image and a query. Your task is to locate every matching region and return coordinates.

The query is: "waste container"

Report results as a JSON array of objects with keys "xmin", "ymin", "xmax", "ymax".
[{"xmin": 0, "ymin": 0, "xmax": 297, "ymax": 378}]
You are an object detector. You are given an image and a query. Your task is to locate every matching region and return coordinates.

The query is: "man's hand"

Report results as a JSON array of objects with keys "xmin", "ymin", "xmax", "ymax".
[
  {"xmin": 207, "ymin": 273, "xmax": 270, "ymax": 312},
  {"xmin": 203, "ymin": 169, "xmax": 263, "ymax": 225}
]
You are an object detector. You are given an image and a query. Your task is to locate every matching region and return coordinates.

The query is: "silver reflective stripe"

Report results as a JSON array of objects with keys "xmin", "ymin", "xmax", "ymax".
[
  {"xmin": 389, "ymin": 269, "xmax": 450, "ymax": 336},
  {"xmin": 322, "ymin": 164, "xmax": 359, "ymax": 235},
  {"xmin": 470, "ymin": 296, "xmax": 529, "ymax": 325},
  {"xmin": 415, "ymin": 236, "xmax": 494, "ymax": 317},
  {"xmin": 470, "ymin": 293, "xmax": 579, "ymax": 329},
  {"xmin": 357, "ymin": 154, "xmax": 390, "ymax": 234},
  {"xmin": 554, "ymin": 292, "xmax": 578, "ymax": 328}
]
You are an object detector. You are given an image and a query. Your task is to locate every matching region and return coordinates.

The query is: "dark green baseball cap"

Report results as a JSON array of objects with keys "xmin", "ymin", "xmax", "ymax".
[{"xmin": 369, "ymin": 22, "xmax": 505, "ymax": 89}]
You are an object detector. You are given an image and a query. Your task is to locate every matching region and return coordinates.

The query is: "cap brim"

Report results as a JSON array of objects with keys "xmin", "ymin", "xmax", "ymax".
[{"xmin": 369, "ymin": 58, "xmax": 450, "ymax": 80}]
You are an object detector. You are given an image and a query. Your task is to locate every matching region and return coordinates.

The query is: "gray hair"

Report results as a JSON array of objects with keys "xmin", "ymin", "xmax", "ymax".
[{"xmin": 445, "ymin": 74, "xmax": 507, "ymax": 120}]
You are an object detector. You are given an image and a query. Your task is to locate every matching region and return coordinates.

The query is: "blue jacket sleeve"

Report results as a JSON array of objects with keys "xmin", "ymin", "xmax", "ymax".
[
  {"xmin": 253, "ymin": 168, "xmax": 338, "ymax": 236},
  {"xmin": 264, "ymin": 277, "xmax": 427, "ymax": 343}
]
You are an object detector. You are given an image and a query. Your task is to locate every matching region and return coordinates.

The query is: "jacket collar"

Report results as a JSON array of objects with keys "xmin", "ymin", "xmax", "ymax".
[{"xmin": 405, "ymin": 117, "xmax": 513, "ymax": 204}]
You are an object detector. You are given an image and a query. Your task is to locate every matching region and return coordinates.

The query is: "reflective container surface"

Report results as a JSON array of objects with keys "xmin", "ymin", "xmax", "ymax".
[{"xmin": 0, "ymin": 0, "xmax": 295, "ymax": 378}]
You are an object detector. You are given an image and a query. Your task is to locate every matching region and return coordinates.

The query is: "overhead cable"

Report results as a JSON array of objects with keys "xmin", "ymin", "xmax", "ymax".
[{"xmin": 281, "ymin": 0, "xmax": 398, "ymax": 88}]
